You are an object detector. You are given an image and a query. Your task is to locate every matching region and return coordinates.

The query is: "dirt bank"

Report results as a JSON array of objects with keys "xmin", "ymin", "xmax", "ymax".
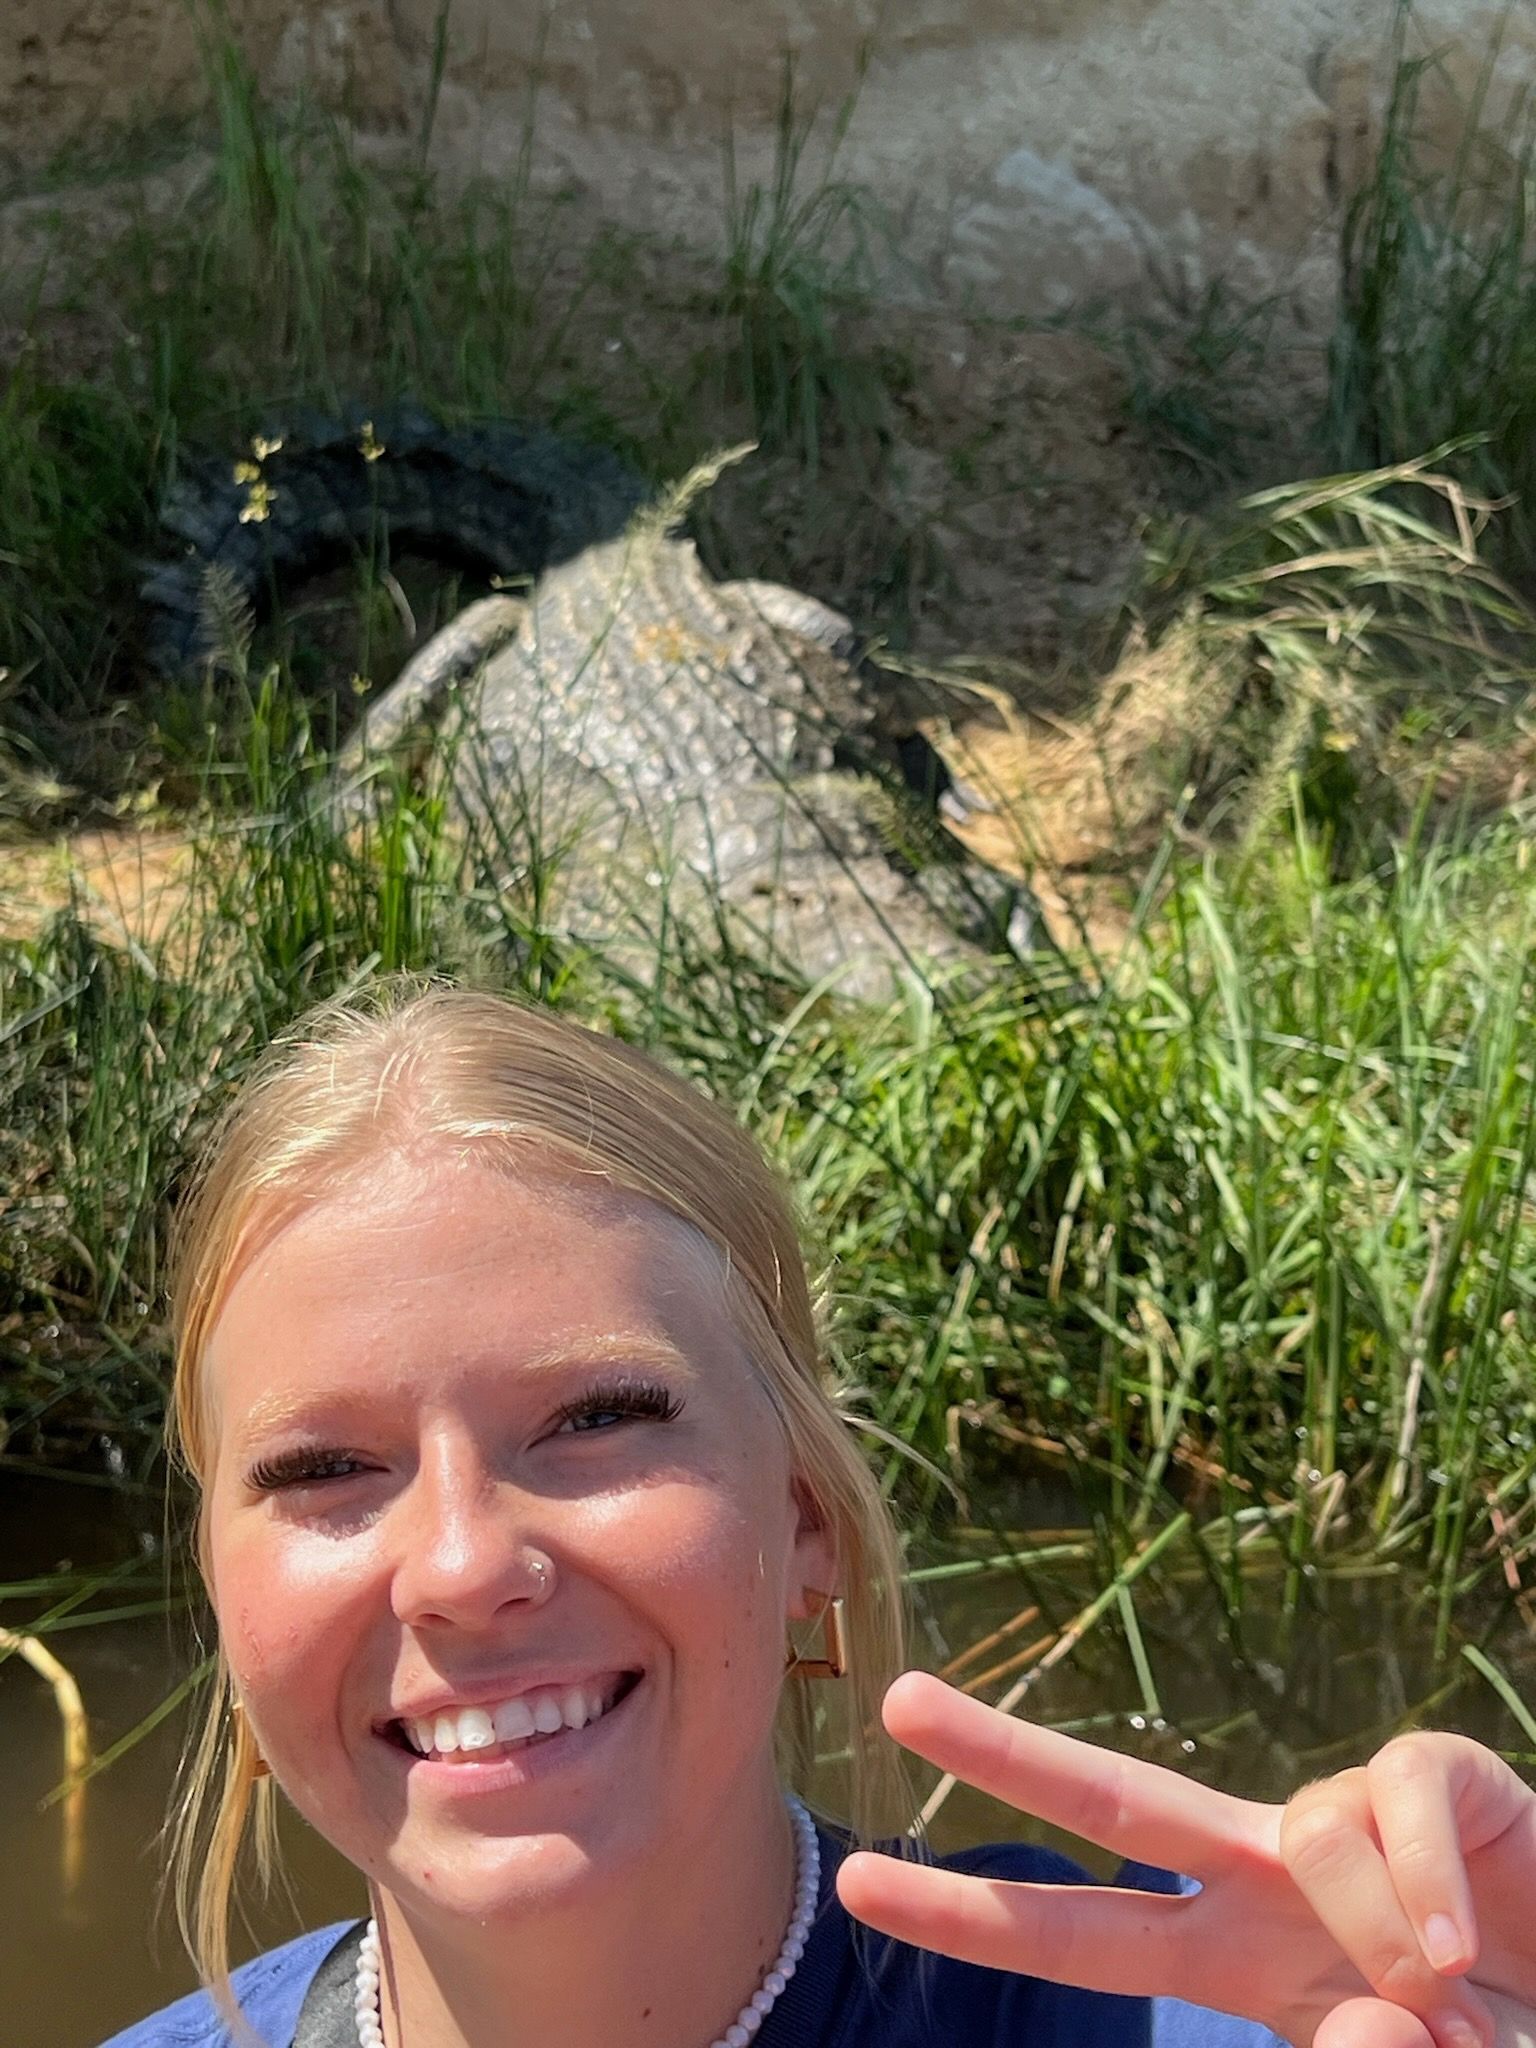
[{"xmin": 7, "ymin": 2, "xmax": 1535, "ymax": 321}]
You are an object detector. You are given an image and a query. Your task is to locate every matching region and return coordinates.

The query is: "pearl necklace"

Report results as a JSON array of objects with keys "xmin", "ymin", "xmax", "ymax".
[{"xmin": 353, "ymin": 1793, "xmax": 820, "ymax": 2048}]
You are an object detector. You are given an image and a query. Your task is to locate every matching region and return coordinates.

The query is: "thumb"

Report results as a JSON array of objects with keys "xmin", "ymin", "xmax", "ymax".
[{"xmin": 1316, "ymin": 2002, "xmax": 1438, "ymax": 2048}]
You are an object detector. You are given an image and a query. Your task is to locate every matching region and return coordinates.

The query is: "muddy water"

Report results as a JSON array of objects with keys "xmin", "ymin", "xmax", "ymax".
[{"xmin": 7, "ymin": 1471, "xmax": 1536, "ymax": 2048}]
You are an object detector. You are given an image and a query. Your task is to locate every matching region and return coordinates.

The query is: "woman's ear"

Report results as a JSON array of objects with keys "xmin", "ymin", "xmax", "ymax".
[{"xmin": 786, "ymin": 1477, "xmax": 838, "ymax": 1618}]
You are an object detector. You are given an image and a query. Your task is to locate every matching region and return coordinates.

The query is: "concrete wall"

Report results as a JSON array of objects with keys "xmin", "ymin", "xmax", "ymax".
[{"xmin": 4, "ymin": 0, "xmax": 1533, "ymax": 317}]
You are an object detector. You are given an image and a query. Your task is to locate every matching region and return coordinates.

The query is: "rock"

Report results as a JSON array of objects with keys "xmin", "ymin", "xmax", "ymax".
[{"xmin": 949, "ymin": 147, "xmax": 1146, "ymax": 311}]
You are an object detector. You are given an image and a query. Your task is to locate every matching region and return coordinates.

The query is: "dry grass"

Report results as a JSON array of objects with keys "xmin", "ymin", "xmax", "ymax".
[
  {"xmin": 902, "ymin": 458, "xmax": 1536, "ymax": 960},
  {"xmin": 0, "ymin": 829, "xmax": 198, "ymax": 951},
  {"xmin": 913, "ymin": 614, "xmax": 1236, "ymax": 955}
]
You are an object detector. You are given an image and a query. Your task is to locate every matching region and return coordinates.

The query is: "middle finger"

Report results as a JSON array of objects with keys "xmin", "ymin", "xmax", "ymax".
[{"xmin": 835, "ymin": 1854, "xmax": 1202, "ymax": 2001}]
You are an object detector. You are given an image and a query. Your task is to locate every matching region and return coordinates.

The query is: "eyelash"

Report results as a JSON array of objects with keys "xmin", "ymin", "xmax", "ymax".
[
  {"xmin": 247, "ymin": 1446, "xmax": 365, "ymax": 1491},
  {"xmin": 548, "ymin": 1375, "xmax": 684, "ymax": 1435},
  {"xmin": 245, "ymin": 1377, "xmax": 684, "ymax": 1491}
]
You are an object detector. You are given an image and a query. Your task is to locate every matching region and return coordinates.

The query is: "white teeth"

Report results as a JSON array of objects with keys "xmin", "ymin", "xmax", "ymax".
[
  {"xmin": 404, "ymin": 1680, "xmax": 623, "ymax": 1757},
  {"xmin": 493, "ymin": 1697, "xmax": 536, "ymax": 1742},
  {"xmin": 458, "ymin": 1708, "xmax": 496, "ymax": 1751}
]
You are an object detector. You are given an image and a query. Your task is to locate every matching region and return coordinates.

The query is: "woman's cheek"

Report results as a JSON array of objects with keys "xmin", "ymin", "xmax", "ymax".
[
  {"xmin": 217, "ymin": 1523, "xmax": 377, "ymax": 1731},
  {"xmin": 586, "ymin": 1469, "xmax": 764, "ymax": 1588},
  {"xmin": 585, "ymin": 1474, "xmax": 787, "ymax": 1675}
]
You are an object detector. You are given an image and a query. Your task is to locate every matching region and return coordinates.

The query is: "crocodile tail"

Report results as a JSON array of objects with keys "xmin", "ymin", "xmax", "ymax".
[{"xmin": 142, "ymin": 404, "xmax": 647, "ymax": 670}]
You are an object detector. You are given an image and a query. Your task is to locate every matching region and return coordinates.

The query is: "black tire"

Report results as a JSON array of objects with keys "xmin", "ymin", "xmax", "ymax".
[{"xmin": 142, "ymin": 404, "xmax": 648, "ymax": 670}]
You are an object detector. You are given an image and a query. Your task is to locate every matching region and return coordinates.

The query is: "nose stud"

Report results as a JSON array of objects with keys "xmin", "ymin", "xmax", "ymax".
[{"xmin": 526, "ymin": 1551, "xmax": 554, "ymax": 1599}]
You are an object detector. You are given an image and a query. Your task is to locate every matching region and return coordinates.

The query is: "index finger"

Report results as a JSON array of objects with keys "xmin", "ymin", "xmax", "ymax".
[{"xmin": 883, "ymin": 1671, "xmax": 1277, "ymax": 1877}]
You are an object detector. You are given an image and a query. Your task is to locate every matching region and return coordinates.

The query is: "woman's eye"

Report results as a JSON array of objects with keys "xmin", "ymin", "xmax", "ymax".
[
  {"xmin": 549, "ymin": 1378, "xmax": 684, "ymax": 1437},
  {"xmin": 247, "ymin": 1449, "xmax": 367, "ymax": 1491},
  {"xmin": 558, "ymin": 1406, "xmax": 630, "ymax": 1435}
]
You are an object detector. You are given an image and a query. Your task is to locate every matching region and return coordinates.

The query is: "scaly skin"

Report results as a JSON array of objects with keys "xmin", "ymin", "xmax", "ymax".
[{"xmin": 346, "ymin": 524, "xmax": 1033, "ymax": 997}]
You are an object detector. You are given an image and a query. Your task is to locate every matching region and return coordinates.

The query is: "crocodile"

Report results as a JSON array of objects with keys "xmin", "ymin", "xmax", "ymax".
[
  {"xmin": 341, "ymin": 517, "xmax": 1035, "ymax": 994},
  {"xmin": 147, "ymin": 419, "xmax": 1034, "ymax": 997}
]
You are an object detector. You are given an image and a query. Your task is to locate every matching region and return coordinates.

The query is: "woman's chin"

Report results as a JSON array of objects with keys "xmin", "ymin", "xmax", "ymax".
[{"xmin": 382, "ymin": 1825, "xmax": 634, "ymax": 1926}]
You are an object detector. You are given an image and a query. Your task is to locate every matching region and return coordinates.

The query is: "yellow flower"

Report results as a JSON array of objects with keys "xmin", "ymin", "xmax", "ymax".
[
  {"xmin": 238, "ymin": 479, "xmax": 276, "ymax": 524},
  {"xmin": 358, "ymin": 420, "xmax": 385, "ymax": 463}
]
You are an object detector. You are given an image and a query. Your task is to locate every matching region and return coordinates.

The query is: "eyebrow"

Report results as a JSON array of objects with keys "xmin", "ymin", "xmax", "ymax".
[{"xmin": 224, "ymin": 1335, "xmax": 699, "ymax": 1449}]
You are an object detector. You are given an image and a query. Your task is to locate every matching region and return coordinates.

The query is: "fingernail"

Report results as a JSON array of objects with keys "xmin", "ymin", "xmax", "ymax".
[
  {"xmin": 1434, "ymin": 2010, "xmax": 1486, "ymax": 2048},
  {"xmin": 1424, "ymin": 1914, "xmax": 1471, "ymax": 1973}
]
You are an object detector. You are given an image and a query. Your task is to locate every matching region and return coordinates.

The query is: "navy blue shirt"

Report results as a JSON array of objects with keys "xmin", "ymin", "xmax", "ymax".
[{"xmin": 98, "ymin": 1830, "xmax": 1291, "ymax": 2048}]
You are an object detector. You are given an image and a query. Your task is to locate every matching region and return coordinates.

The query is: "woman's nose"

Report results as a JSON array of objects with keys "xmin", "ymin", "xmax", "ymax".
[{"xmin": 389, "ymin": 1453, "xmax": 556, "ymax": 1631}]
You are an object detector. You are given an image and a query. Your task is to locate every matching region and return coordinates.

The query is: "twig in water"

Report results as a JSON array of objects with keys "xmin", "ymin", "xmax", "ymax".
[
  {"xmin": 935, "ymin": 1602, "xmax": 1043, "ymax": 1686},
  {"xmin": 1461, "ymin": 1643, "xmax": 1536, "ymax": 1749},
  {"xmin": 1384, "ymin": 1219, "xmax": 1447, "ymax": 1513},
  {"xmin": 918, "ymin": 1515, "xmax": 1192, "ymax": 1828},
  {"xmin": 1, "ymin": 1627, "xmax": 90, "ymax": 1891},
  {"xmin": 959, "ymin": 1631, "xmax": 1058, "ymax": 1699},
  {"xmin": 1485, "ymin": 1495, "xmax": 1536, "ymax": 1634}
]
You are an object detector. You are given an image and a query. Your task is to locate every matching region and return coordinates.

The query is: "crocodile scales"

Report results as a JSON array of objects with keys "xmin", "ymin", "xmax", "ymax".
[{"xmin": 339, "ymin": 519, "xmax": 1030, "ymax": 997}]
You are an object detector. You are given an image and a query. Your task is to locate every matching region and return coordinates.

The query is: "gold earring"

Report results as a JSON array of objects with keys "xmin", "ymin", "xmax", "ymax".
[
  {"xmin": 785, "ymin": 1587, "xmax": 847, "ymax": 1680},
  {"xmin": 232, "ymin": 1700, "xmax": 272, "ymax": 1779}
]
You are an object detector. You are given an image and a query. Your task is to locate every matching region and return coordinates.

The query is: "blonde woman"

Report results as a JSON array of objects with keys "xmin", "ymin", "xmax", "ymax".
[{"xmin": 101, "ymin": 982, "xmax": 1536, "ymax": 2048}]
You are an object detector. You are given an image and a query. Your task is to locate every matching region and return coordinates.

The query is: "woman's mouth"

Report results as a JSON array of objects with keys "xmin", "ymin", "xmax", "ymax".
[{"xmin": 384, "ymin": 1672, "xmax": 641, "ymax": 1764}]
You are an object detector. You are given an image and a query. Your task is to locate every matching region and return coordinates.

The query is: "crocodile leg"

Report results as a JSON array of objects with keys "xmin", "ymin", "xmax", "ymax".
[{"xmin": 336, "ymin": 594, "xmax": 528, "ymax": 779}]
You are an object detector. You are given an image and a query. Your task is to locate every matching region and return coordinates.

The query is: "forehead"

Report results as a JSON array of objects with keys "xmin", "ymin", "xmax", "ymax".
[{"xmin": 202, "ymin": 1150, "xmax": 754, "ymax": 1436}]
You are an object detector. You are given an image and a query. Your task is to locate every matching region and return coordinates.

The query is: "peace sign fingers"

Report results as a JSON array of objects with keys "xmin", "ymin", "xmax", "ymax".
[
  {"xmin": 836, "ymin": 1673, "xmax": 1290, "ymax": 2016},
  {"xmin": 839, "ymin": 1672, "xmax": 1536, "ymax": 2048}
]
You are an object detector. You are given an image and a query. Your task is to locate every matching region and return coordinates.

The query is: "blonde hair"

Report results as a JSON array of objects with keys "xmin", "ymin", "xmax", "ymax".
[{"xmin": 165, "ymin": 976, "xmax": 913, "ymax": 2021}]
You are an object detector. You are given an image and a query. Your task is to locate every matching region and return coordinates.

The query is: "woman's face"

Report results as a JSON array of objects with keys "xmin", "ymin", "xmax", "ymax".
[{"xmin": 202, "ymin": 1148, "xmax": 831, "ymax": 1924}]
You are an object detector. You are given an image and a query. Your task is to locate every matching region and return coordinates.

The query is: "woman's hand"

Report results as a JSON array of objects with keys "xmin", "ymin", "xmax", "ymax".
[
  {"xmin": 835, "ymin": 1673, "xmax": 1536, "ymax": 2048},
  {"xmin": 1283, "ymin": 1732, "xmax": 1536, "ymax": 2048}
]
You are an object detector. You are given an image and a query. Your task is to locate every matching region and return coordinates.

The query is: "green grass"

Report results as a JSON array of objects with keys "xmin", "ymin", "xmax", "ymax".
[
  {"xmin": 1326, "ymin": 2, "xmax": 1536, "ymax": 570},
  {"xmin": 5, "ymin": 604, "xmax": 1536, "ymax": 1636},
  {"xmin": 715, "ymin": 55, "xmax": 897, "ymax": 470},
  {"xmin": 1084, "ymin": 278, "xmax": 1280, "ymax": 497},
  {"xmin": 745, "ymin": 811, "xmax": 1536, "ymax": 1630}
]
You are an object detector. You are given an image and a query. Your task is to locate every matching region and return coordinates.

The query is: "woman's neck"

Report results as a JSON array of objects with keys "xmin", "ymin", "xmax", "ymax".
[{"xmin": 370, "ymin": 1775, "xmax": 801, "ymax": 2048}]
